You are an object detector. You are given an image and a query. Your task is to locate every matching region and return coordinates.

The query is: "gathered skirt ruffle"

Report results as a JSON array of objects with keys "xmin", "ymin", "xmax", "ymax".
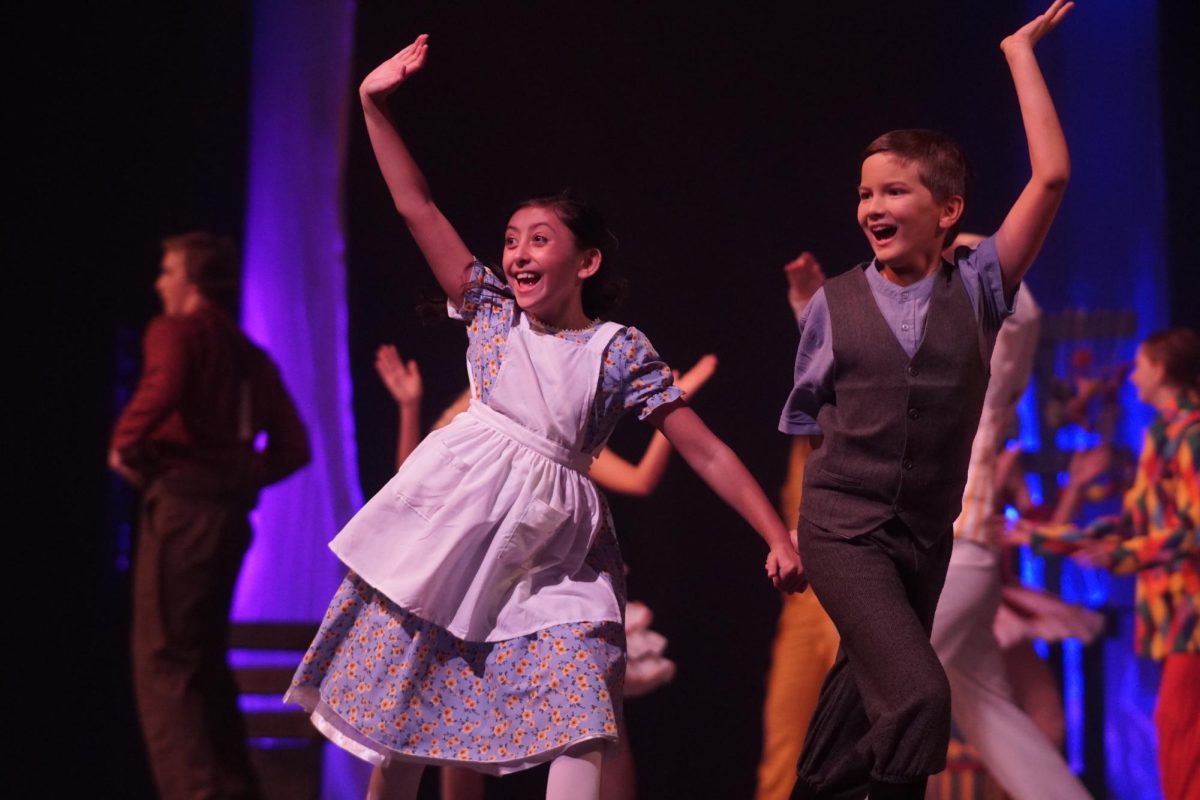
[{"xmin": 286, "ymin": 570, "xmax": 626, "ymax": 775}]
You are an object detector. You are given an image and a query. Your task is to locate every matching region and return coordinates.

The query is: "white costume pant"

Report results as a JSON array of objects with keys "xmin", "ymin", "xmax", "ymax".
[{"xmin": 931, "ymin": 540, "xmax": 1091, "ymax": 800}]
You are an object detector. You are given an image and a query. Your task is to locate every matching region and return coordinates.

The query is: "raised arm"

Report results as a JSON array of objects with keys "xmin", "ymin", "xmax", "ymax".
[
  {"xmin": 360, "ymin": 34, "xmax": 474, "ymax": 304},
  {"xmin": 590, "ymin": 354, "xmax": 718, "ymax": 496},
  {"xmin": 375, "ymin": 345, "xmax": 424, "ymax": 469},
  {"xmin": 994, "ymin": 0, "xmax": 1073, "ymax": 293},
  {"xmin": 784, "ymin": 252, "xmax": 825, "ymax": 326},
  {"xmin": 591, "ymin": 438, "xmax": 673, "ymax": 497},
  {"xmin": 651, "ymin": 402, "xmax": 806, "ymax": 593}
]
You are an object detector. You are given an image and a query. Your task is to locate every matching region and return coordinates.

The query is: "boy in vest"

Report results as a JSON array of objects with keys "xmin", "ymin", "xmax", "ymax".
[{"xmin": 778, "ymin": 3, "xmax": 1073, "ymax": 798}]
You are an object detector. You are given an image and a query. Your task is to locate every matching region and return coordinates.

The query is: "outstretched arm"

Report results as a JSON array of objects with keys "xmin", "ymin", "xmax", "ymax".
[
  {"xmin": 994, "ymin": 0, "xmax": 1073, "ymax": 294},
  {"xmin": 651, "ymin": 402, "xmax": 807, "ymax": 593},
  {"xmin": 591, "ymin": 438, "xmax": 673, "ymax": 497},
  {"xmin": 375, "ymin": 345, "xmax": 424, "ymax": 468},
  {"xmin": 360, "ymin": 34, "xmax": 474, "ymax": 304},
  {"xmin": 591, "ymin": 354, "xmax": 719, "ymax": 496}
]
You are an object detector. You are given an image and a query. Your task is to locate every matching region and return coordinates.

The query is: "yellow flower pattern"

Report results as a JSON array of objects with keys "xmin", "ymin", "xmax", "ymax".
[{"xmin": 289, "ymin": 523, "xmax": 629, "ymax": 772}]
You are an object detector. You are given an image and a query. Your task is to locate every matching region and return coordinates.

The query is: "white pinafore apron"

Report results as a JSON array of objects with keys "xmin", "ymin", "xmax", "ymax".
[{"xmin": 330, "ymin": 313, "xmax": 625, "ymax": 642}]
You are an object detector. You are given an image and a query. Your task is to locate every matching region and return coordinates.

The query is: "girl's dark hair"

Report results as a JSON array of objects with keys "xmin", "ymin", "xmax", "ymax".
[
  {"xmin": 1142, "ymin": 327, "xmax": 1200, "ymax": 395},
  {"xmin": 423, "ymin": 193, "xmax": 627, "ymax": 324},
  {"xmin": 514, "ymin": 191, "xmax": 627, "ymax": 319}
]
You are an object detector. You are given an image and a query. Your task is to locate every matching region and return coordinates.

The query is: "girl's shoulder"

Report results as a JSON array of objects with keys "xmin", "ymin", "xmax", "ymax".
[
  {"xmin": 598, "ymin": 324, "xmax": 674, "ymax": 379},
  {"xmin": 451, "ymin": 260, "xmax": 515, "ymax": 324},
  {"xmin": 599, "ymin": 323, "xmax": 653, "ymax": 355}
]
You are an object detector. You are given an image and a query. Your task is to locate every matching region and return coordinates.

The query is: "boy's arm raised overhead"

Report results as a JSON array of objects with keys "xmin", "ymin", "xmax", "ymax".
[{"xmin": 994, "ymin": 0, "xmax": 1073, "ymax": 296}]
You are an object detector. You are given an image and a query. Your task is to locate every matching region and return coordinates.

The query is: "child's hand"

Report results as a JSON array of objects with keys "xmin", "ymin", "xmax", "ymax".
[
  {"xmin": 1067, "ymin": 445, "xmax": 1113, "ymax": 487},
  {"xmin": 1006, "ymin": 518, "xmax": 1036, "ymax": 546},
  {"xmin": 108, "ymin": 448, "xmax": 144, "ymax": 489},
  {"xmin": 784, "ymin": 252, "xmax": 825, "ymax": 306},
  {"xmin": 673, "ymin": 354, "xmax": 718, "ymax": 398},
  {"xmin": 375, "ymin": 345, "xmax": 423, "ymax": 406},
  {"xmin": 1001, "ymin": 0, "xmax": 1073, "ymax": 54},
  {"xmin": 361, "ymin": 34, "xmax": 430, "ymax": 102},
  {"xmin": 766, "ymin": 544, "xmax": 808, "ymax": 594},
  {"xmin": 1071, "ymin": 541, "xmax": 1113, "ymax": 570}
]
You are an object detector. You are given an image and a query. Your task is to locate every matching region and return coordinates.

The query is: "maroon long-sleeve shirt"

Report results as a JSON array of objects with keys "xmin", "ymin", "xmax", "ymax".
[{"xmin": 111, "ymin": 305, "xmax": 310, "ymax": 497}]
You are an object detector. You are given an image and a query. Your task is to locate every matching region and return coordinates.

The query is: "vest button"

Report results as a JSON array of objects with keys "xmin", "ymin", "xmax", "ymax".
[
  {"xmin": 908, "ymin": 408, "xmax": 919, "ymax": 419},
  {"xmin": 907, "ymin": 365, "xmax": 919, "ymax": 377},
  {"xmin": 903, "ymin": 459, "xmax": 914, "ymax": 470}
]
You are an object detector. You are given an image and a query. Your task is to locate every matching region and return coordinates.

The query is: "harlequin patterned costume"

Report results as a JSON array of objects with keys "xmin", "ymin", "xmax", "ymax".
[
  {"xmin": 286, "ymin": 261, "xmax": 682, "ymax": 774},
  {"xmin": 1032, "ymin": 393, "xmax": 1199, "ymax": 800},
  {"xmin": 1031, "ymin": 394, "xmax": 1199, "ymax": 660}
]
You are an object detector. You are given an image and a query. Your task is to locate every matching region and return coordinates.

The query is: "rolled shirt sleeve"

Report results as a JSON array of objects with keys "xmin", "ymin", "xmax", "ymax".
[{"xmin": 779, "ymin": 287, "xmax": 834, "ymax": 436}]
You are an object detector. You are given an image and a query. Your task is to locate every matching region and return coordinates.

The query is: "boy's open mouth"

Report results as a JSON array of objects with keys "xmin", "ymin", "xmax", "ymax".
[{"xmin": 870, "ymin": 224, "xmax": 898, "ymax": 243}]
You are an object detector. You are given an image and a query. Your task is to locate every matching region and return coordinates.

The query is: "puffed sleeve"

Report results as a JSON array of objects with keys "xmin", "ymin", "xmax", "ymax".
[
  {"xmin": 602, "ymin": 326, "xmax": 684, "ymax": 421},
  {"xmin": 446, "ymin": 260, "xmax": 512, "ymax": 323}
]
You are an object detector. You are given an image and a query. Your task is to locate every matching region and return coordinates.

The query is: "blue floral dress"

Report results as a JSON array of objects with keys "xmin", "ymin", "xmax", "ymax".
[{"xmin": 287, "ymin": 262, "xmax": 681, "ymax": 774}]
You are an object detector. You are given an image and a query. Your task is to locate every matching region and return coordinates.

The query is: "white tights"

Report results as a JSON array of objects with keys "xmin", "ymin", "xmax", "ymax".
[
  {"xmin": 366, "ymin": 741, "xmax": 604, "ymax": 800},
  {"xmin": 546, "ymin": 742, "xmax": 604, "ymax": 800}
]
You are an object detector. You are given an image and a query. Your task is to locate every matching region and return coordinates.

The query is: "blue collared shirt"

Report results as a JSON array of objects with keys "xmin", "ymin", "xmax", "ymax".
[{"xmin": 779, "ymin": 236, "xmax": 1014, "ymax": 436}]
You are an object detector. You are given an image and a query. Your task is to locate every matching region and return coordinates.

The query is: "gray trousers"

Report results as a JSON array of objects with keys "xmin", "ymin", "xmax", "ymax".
[{"xmin": 791, "ymin": 516, "xmax": 953, "ymax": 800}]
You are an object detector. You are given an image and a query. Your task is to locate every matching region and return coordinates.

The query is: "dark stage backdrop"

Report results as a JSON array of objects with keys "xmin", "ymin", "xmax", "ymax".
[
  {"xmin": 22, "ymin": 1, "xmax": 1194, "ymax": 798},
  {"xmin": 18, "ymin": 4, "xmax": 251, "ymax": 799}
]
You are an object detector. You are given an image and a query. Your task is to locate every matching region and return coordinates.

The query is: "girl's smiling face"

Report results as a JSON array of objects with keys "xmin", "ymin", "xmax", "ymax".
[{"xmin": 502, "ymin": 205, "xmax": 600, "ymax": 329}]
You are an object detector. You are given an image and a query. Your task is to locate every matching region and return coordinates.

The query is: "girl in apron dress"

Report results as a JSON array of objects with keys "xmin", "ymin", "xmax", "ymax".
[
  {"xmin": 287, "ymin": 35, "xmax": 805, "ymax": 800},
  {"xmin": 374, "ymin": 350, "xmax": 715, "ymax": 800}
]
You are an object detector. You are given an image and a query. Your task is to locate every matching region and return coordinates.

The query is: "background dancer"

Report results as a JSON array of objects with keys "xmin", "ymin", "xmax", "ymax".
[
  {"xmin": 109, "ymin": 232, "xmax": 310, "ymax": 800},
  {"xmin": 1020, "ymin": 327, "xmax": 1199, "ymax": 800},
  {"xmin": 928, "ymin": 233, "xmax": 1091, "ymax": 799}
]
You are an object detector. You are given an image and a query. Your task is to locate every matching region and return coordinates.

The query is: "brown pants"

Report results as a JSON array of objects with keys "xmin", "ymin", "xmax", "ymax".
[{"xmin": 131, "ymin": 482, "xmax": 261, "ymax": 800}]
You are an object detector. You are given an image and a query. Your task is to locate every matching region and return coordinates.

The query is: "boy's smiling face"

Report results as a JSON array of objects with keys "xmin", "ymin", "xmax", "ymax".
[{"xmin": 858, "ymin": 153, "xmax": 962, "ymax": 282}]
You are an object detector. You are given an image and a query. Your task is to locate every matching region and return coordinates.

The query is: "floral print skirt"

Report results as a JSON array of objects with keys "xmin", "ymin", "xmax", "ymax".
[{"xmin": 286, "ymin": 527, "xmax": 627, "ymax": 775}]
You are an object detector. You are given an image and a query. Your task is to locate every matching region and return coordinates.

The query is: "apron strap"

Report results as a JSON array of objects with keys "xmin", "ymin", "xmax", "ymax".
[{"xmin": 586, "ymin": 321, "xmax": 625, "ymax": 354}]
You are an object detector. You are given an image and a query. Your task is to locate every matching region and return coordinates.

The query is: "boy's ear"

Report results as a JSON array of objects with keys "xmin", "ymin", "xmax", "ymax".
[
  {"xmin": 577, "ymin": 248, "xmax": 602, "ymax": 280},
  {"xmin": 939, "ymin": 195, "xmax": 965, "ymax": 233}
]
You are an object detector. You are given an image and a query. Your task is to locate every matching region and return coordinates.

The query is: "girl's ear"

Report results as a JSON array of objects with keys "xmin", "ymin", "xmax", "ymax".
[{"xmin": 577, "ymin": 248, "xmax": 602, "ymax": 280}]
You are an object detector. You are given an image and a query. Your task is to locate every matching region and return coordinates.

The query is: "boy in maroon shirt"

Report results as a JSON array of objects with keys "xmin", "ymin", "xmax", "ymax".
[{"xmin": 110, "ymin": 232, "xmax": 309, "ymax": 800}]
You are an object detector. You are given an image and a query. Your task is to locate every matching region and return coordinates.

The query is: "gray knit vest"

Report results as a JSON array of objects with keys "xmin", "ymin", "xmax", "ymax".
[{"xmin": 800, "ymin": 261, "xmax": 989, "ymax": 546}]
